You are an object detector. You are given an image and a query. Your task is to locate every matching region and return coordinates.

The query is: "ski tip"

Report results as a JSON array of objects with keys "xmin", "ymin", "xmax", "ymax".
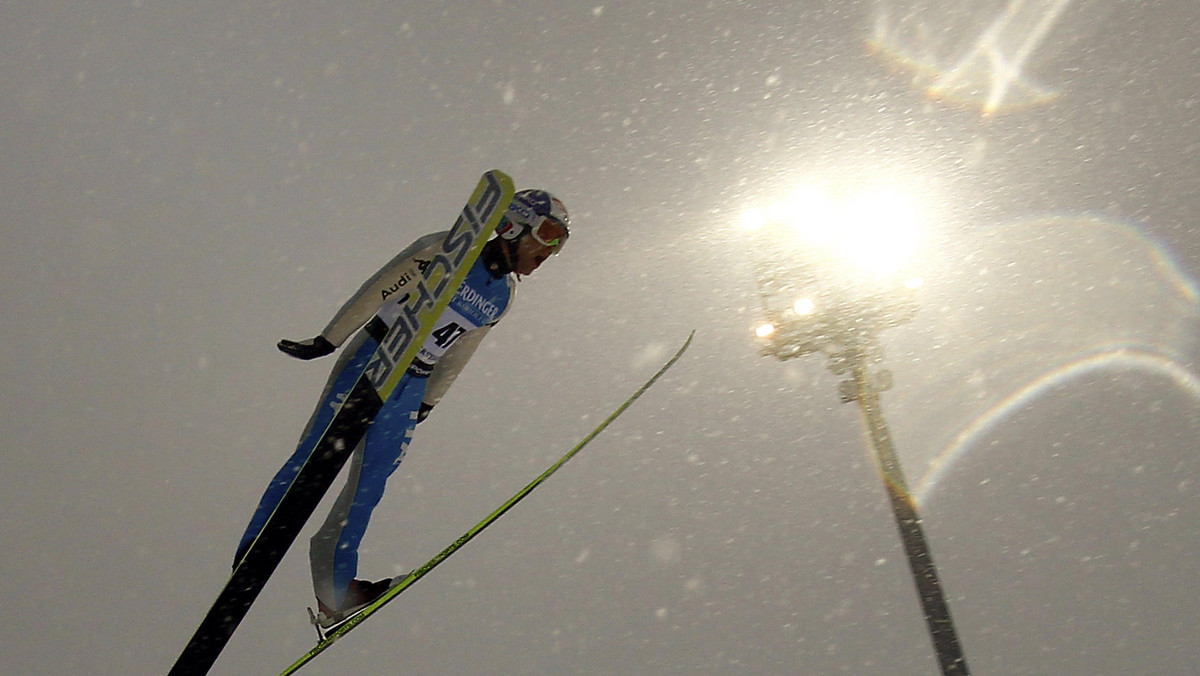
[{"xmin": 671, "ymin": 329, "xmax": 696, "ymax": 361}]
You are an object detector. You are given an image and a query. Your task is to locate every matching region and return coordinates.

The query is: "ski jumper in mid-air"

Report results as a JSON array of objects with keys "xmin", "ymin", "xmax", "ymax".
[{"xmin": 235, "ymin": 189, "xmax": 571, "ymax": 629}]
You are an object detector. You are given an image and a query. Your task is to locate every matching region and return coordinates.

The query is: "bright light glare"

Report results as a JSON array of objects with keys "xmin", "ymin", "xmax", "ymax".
[
  {"xmin": 740, "ymin": 208, "xmax": 767, "ymax": 231},
  {"xmin": 793, "ymin": 297, "xmax": 816, "ymax": 315},
  {"xmin": 755, "ymin": 323, "xmax": 776, "ymax": 338},
  {"xmin": 839, "ymin": 189, "xmax": 922, "ymax": 274},
  {"xmin": 743, "ymin": 183, "xmax": 926, "ymax": 277}
]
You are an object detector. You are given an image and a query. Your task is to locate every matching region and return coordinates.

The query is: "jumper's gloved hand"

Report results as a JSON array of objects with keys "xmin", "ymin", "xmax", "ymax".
[
  {"xmin": 277, "ymin": 336, "xmax": 335, "ymax": 360},
  {"xmin": 417, "ymin": 402, "xmax": 434, "ymax": 424}
]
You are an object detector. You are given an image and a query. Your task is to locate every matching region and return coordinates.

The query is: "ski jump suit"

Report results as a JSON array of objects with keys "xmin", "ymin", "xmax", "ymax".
[{"xmin": 236, "ymin": 231, "xmax": 516, "ymax": 610}]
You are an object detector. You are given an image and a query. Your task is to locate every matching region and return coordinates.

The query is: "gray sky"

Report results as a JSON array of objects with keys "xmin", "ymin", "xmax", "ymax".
[{"xmin": 3, "ymin": 1, "xmax": 1199, "ymax": 674}]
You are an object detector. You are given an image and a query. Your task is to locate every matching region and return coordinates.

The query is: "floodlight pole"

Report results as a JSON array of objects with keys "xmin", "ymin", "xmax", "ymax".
[
  {"xmin": 840, "ymin": 340, "xmax": 970, "ymax": 676},
  {"xmin": 747, "ymin": 206, "xmax": 969, "ymax": 672}
]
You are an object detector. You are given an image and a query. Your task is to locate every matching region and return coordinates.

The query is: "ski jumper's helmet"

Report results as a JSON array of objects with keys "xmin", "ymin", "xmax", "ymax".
[{"xmin": 497, "ymin": 189, "xmax": 571, "ymax": 253}]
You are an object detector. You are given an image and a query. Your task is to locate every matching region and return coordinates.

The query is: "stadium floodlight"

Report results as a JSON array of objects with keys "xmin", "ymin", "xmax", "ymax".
[{"xmin": 745, "ymin": 182, "xmax": 970, "ymax": 675}]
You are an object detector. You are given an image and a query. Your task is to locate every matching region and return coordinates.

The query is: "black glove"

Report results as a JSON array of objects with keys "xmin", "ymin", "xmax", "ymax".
[
  {"xmin": 417, "ymin": 402, "xmax": 434, "ymax": 424},
  {"xmin": 277, "ymin": 336, "xmax": 335, "ymax": 360}
]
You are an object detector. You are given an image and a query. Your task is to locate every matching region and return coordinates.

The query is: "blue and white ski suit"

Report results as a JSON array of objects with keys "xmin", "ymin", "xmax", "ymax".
[{"xmin": 237, "ymin": 231, "xmax": 516, "ymax": 610}]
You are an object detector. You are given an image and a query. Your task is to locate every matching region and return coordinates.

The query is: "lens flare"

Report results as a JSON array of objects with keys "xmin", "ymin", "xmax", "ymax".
[
  {"xmin": 877, "ymin": 215, "xmax": 1200, "ymax": 504},
  {"xmin": 916, "ymin": 347, "xmax": 1200, "ymax": 503},
  {"xmin": 869, "ymin": 0, "xmax": 1075, "ymax": 116}
]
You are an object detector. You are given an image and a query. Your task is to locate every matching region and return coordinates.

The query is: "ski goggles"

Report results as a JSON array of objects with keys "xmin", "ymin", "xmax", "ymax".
[{"xmin": 528, "ymin": 215, "xmax": 570, "ymax": 252}]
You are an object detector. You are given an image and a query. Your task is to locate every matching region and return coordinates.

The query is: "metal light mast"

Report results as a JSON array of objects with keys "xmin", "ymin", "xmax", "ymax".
[{"xmin": 750, "ymin": 200, "xmax": 970, "ymax": 675}]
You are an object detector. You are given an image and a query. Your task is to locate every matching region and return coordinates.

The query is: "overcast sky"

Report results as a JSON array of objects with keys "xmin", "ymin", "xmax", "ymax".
[{"xmin": 3, "ymin": 1, "xmax": 1199, "ymax": 674}]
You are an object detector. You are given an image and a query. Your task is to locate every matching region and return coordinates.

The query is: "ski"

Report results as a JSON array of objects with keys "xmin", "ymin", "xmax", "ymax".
[
  {"xmin": 279, "ymin": 331, "xmax": 695, "ymax": 675},
  {"xmin": 167, "ymin": 170, "xmax": 514, "ymax": 676}
]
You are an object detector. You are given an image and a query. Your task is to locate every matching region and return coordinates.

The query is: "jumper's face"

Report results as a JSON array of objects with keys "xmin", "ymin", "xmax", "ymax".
[
  {"xmin": 512, "ymin": 235, "xmax": 557, "ymax": 276},
  {"xmin": 511, "ymin": 215, "xmax": 568, "ymax": 275}
]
